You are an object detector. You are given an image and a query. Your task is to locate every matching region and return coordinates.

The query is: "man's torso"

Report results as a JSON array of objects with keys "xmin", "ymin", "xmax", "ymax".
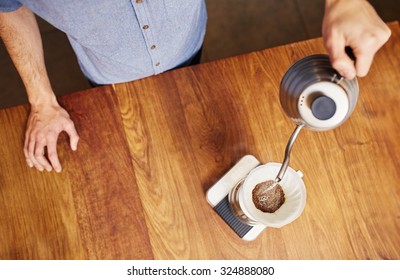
[{"xmin": 1, "ymin": 0, "xmax": 207, "ymax": 84}]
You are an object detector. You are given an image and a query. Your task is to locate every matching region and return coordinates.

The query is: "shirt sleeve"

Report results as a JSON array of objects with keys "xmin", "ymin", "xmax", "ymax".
[{"xmin": 0, "ymin": 0, "xmax": 23, "ymax": 12}]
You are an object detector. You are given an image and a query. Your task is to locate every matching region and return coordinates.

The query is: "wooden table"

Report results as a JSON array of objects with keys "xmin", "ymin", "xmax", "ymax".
[{"xmin": 1, "ymin": 22, "xmax": 400, "ymax": 260}]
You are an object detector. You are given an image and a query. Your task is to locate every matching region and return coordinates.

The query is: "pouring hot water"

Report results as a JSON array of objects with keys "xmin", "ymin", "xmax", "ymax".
[{"xmin": 252, "ymin": 53, "xmax": 359, "ymax": 213}]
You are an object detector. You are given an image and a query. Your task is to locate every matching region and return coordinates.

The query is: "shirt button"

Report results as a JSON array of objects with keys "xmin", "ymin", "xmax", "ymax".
[
  {"xmin": 155, "ymin": 62, "xmax": 160, "ymax": 66},
  {"xmin": 143, "ymin": 25, "xmax": 149, "ymax": 30},
  {"xmin": 150, "ymin": 45, "xmax": 156, "ymax": 50}
]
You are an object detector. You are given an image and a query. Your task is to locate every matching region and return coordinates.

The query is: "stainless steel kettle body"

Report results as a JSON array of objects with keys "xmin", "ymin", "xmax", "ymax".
[{"xmin": 279, "ymin": 54, "xmax": 359, "ymax": 131}]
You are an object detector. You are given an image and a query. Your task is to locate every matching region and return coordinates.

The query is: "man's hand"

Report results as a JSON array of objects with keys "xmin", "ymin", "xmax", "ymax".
[
  {"xmin": 24, "ymin": 101, "xmax": 79, "ymax": 172},
  {"xmin": 323, "ymin": 0, "xmax": 391, "ymax": 79}
]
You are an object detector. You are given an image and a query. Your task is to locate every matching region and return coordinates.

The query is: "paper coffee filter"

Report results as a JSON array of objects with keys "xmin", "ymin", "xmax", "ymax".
[{"xmin": 241, "ymin": 162, "xmax": 306, "ymax": 227}]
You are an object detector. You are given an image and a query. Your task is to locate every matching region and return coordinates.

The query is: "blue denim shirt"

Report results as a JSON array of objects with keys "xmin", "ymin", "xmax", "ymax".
[{"xmin": 0, "ymin": 0, "xmax": 207, "ymax": 84}]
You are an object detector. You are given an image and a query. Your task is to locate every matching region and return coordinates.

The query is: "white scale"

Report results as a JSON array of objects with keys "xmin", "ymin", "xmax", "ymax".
[{"xmin": 206, "ymin": 155, "xmax": 267, "ymax": 241}]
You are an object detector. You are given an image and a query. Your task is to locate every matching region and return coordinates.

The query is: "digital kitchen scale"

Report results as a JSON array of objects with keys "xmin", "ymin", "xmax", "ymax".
[{"xmin": 206, "ymin": 155, "xmax": 267, "ymax": 241}]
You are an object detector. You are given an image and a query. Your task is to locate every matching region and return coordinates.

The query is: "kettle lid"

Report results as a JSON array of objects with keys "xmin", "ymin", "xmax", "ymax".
[
  {"xmin": 311, "ymin": 95, "xmax": 337, "ymax": 120},
  {"xmin": 298, "ymin": 81, "xmax": 349, "ymax": 130}
]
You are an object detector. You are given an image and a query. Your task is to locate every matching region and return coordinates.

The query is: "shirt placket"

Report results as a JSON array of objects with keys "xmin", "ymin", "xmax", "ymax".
[{"xmin": 131, "ymin": 0, "xmax": 162, "ymax": 74}]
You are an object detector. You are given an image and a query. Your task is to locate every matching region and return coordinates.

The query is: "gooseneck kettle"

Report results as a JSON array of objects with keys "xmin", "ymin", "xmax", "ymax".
[
  {"xmin": 279, "ymin": 54, "xmax": 359, "ymax": 131},
  {"xmin": 274, "ymin": 54, "xmax": 359, "ymax": 183}
]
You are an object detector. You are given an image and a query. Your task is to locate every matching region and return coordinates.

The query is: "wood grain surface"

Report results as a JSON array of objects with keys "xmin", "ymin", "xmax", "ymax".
[{"xmin": 1, "ymin": 22, "xmax": 399, "ymax": 260}]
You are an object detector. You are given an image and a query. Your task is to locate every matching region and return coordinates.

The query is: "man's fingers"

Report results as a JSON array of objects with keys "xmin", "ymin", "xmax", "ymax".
[
  {"xmin": 325, "ymin": 34, "xmax": 356, "ymax": 79},
  {"xmin": 34, "ymin": 138, "xmax": 52, "ymax": 172},
  {"xmin": 65, "ymin": 122, "xmax": 79, "ymax": 151},
  {"xmin": 23, "ymin": 132, "xmax": 33, "ymax": 168},
  {"xmin": 354, "ymin": 50, "xmax": 374, "ymax": 77},
  {"xmin": 46, "ymin": 134, "xmax": 62, "ymax": 173},
  {"xmin": 28, "ymin": 139, "xmax": 44, "ymax": 171},
  {"xmin": 352, "ymin": 35, "xmax": 382, "ymax": 77},
  {"xmin": 25, "ymin": 121, "xmax": 77, "ymax": 173},
  {"xmin": 24, "ymin": 103, "xmax": 78, "ymax": 172}
]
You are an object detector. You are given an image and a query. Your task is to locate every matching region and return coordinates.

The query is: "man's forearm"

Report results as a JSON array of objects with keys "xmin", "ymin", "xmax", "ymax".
[
  {"xmin": 0, "ymin": 5, "xmax": 56, "ymax": 106},
  {"xmin": 1, "ymin": 6, "xmax": 79, "ymax": 173}
]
